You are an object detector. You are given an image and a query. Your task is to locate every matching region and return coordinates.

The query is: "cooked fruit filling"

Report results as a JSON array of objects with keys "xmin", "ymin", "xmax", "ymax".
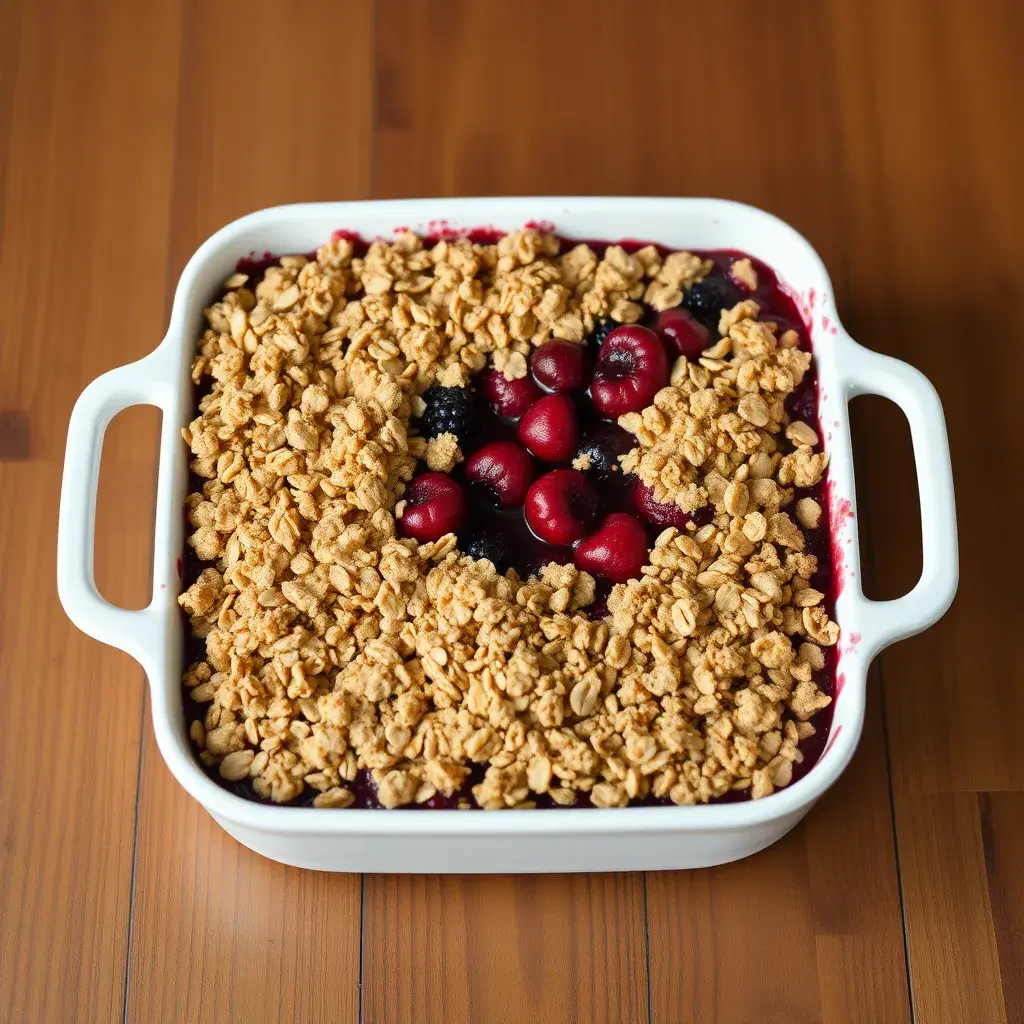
[{"xmin": 179, "ymin": 230, "xmax": 838, "ymax": 809}]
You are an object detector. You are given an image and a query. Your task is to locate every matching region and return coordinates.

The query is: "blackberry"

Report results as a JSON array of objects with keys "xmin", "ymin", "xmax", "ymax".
[
  {"xmin": 460, "ymin": 531, "xmax": 509, "ymax": 571},
  {"xmin": 575, "ymin": 423, "xmax": 635, "ymax": 476},
  {"xmin": 587, "ymin": 317, "xmax": 616, "ymax": 352},
  {"xmin": 417, "ymin": 386, "xmax": 480, "ymax": 448},
  {"xmin": 682, "ymin": 276, "xmax": 741, "ymax": 327}
]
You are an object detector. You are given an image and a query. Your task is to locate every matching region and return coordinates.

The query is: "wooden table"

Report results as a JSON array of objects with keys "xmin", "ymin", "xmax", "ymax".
[{"xmin": 1, "ymin": 1, "xmax": 1020, "ymax": 1021}]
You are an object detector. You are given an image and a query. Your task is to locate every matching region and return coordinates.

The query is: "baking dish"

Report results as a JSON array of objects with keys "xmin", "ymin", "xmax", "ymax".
[{"xmin": 57, "ymin": 197, "xmax": 958, "ymax": 872}]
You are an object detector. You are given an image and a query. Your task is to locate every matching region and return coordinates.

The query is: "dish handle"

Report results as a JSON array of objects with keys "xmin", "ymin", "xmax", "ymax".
[
  {"xmin": 57, "ymin": 346, "xmax": 177, "ymax": 671},
  {"xmin": 838, "ymin": 337, "xmax": 958, "ymax": 657}
]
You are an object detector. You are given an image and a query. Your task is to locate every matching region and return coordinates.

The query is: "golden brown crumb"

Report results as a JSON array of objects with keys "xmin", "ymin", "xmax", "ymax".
[
  {"xmin": 730, "ymin": 257, "xmax": 758, "ymax": 292},
  {"xmin": 424, "ymin": 432, "xmax": 462, "ymax": 472}
]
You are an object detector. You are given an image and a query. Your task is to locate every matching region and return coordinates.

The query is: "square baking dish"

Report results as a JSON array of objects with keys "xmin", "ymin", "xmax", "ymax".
[{"xmin": 57, "ymin": 197, "xmax": 958, "ymax": 872}]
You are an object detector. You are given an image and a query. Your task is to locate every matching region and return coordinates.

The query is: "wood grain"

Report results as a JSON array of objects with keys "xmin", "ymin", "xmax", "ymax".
[
  {"xmin": 897, "ymin": 796, "xmax": 1005, "ymax": 1024},
  {"xmin": 1, "ymin": 0, "xmax": 1022, "ymax": 1021},
  {"xmin": 828, "ymin": 0, "xmax": 1024, "ymax": 1018},
  {"xmin": 0, "ymin": 1, "xmax": 180, "ymax": 1022},
  {"xmin": 363, "ymin": 874, "xmax": 648, "ymax": 1024},
  {"xmin": 981, "ymin": 793, "xmax": 1024, "ymax": 1024},
  {"xmin": 123, "ymin": 3, "xmax": 373, "ymax": 1022},
  {"xmin": 162, "ymin": 0, "xmax": 374, "ymax": 280}
]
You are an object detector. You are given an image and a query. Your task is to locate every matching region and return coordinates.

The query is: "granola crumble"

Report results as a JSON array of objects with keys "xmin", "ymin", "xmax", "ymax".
[{"xmin": 179, "ymin": 229, "xmax": 837, "ymax": 809}]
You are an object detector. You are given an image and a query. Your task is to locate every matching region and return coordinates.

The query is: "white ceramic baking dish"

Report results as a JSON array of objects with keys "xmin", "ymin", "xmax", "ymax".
[{"xmin": 57, "ymin": 198, "xmax": 958, "ymax": 872}]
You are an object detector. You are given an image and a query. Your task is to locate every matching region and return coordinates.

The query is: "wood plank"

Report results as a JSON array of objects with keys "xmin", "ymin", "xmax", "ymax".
[
  {"xmin": 647, "ymin": 830, "xmax": 821, "ymax": 1024},
  {"xmin": 128, "ymin": 714, "xmax": 365, "ymax": 1023},
  {"xmin": 0, "ymin": 0, "xmax": 181, "ymax": 1021},
  {"xmin": 165, "ymin": 0, "xmax": 374, "ymax": 272},
  {"xmin": 898, "ymin": 796, "xmax": 1005, "ymax": 1024},
  {"xmin": 123, "ymin": 3, "xmax": 373, "ymax": 1021},
  {"xmin": 368, "ymin": 3, "xmax": 909, "ymax": 1023},
  {"xmin": 0, "ymin": 0, "xmax": 181, "ymax": 460},
  {"xmin": 830, "ymin": 0, "xmax": 1024, "ymax": 796},
  {"xmin": 980, "ymin": 793, "xmax": 1024, "ymax": 1023},
  {"xmin": 804, "ymin": 682, "xmax": 912, "ymax": 1024},
  {"xmin": 829, "ymin": 0, "xmax": 1023, "ymax": 1018},
  {"xmin": 374, "ymin": 0, "xmax": 849, "ymax": 253},
  {"xmin": 363, "ymin": 874, "xmax": 648, "ymax": 1024}
]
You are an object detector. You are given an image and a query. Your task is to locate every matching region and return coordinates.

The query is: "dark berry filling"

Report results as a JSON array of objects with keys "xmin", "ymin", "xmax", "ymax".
[
  {"xmin": 574, "ymin": 512, "xmax": 649, "ymax": 583},
  {"xmin": 655, "ymin": 307, "xmax": 710, "ymax": 360},
  {"xmin": 574, "ymin": 422, "xmax": 635, "ymax": 477},
  {"xmin": 461, "ymin": 531, "xmax": 510, "ymax": 571},
  {"xmin": 681, "ymin": 275, "xmax": 742, "ymax": 328},
  {"xmin": 632, "ymin": 480, "xmax": 692, "ymax": 529},
  {"xmin": 465, "ymin": 441, "xmax": 535, "ymax": 509},
  {"xmin": 587, "ymin": 317, "xmax": 616, "ymax": 352}
]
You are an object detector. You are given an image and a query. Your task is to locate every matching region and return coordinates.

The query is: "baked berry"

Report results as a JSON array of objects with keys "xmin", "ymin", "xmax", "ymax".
[
  {"xmin": 465, "ymin": 440, "xmax": 535, "ymax": 508},
  {"xmin": 574, "ymin": 513, "xmax": 649, "ymax": 584},
  {"xmin": 518, "ymin": 393, "xmax": 580, "ymax": 462},
  {"xmin": 656, "ymin": 307, "xmax": 710, "ymax": 361},
  {"xmin": 480, "ymin": 368, "xmax": 541, "ymax": 420},
  {"xmin": 525, "ymin": 469, "xmax": 599, "ymax": 546},
  {"xmin": 418, "ymin": 386, "xmax": 480, "ymax": 447},
  {"xmin": 461, "ymin": 531, "xmax": 509, "ymax": 571},
  {"xmin": 682, "ymin": 276, "xmax": 741, "ymax": 327},
  {"xmin": 587, "ymin": 318, "xmax": 616, "ymax": 352},
  {"xmin": 689, "ymin": 505, "xmax": 715, "ymax": 528},
  {"xmin": 574, "ymin": 423, "xmax": 635, "ymax": 476},
  {"xmin": 399, "ymin": 472, "xmax": 467, "ymax": 541},
  {"xmin": 530, "ymin": 341, "xmax": 590, "ymax": 393},
  {"xmin": 590, "ymin": 325, "xmax": 668, "ymax": 418},
  {"xmin": 632, "ymin": 480, "xmax": 690, "ymax": 529}
]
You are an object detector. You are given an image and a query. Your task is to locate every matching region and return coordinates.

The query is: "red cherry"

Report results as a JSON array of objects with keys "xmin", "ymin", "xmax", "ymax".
[
  {"xmin": 524, "ymin": 469, "xmax": 598, "ymax": 545},
  {"xmin": 574, "ymin": 513, "xmax": 649, "ymax": 583},
  {"xmin": 632, "ymin": 480, "xmax": 691, "ymax": 529},
  {"xmin": 590, "ymin": 325, "xmax": 669, "ymax": 417},
  {"xmin": 481, "ymin": 368, "xmax": 541, "ymax": 420},
  {"xmin": 518, "ymin": 394, "xmax": 580, "ymax": 462},
  {"xmin": 655, "ymin": 307, "xmax": 710, "ymax": 361},
  {"xmin": 465, "ymin": 440, "xmax": 535, "ymax": 508},
  {"xmin": 530, "ymin": 341, "xmax": 591, "ymax": 392},
  {"xmin": 399, "ymin": 472, "xmax": 467, "ymax": 541}
]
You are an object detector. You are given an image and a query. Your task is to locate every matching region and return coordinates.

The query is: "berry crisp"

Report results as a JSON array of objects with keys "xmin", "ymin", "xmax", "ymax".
[{"xmin": 179, "ymin": 230, "xmax": 838, "ymax": 809}]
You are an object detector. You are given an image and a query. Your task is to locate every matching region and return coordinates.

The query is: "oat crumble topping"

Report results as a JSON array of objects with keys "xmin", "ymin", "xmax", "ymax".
[{"xmin": 179, "ymin": 229, "xmax": 837, "ymax": 809}]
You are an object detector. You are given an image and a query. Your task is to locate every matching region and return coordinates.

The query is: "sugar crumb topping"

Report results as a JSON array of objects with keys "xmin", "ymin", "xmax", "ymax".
[{"xmin": 180, "ymin": 229, "xmax": 836, "ymax": 809}]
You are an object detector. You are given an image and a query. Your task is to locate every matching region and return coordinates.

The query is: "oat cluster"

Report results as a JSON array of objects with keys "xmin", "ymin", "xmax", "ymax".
[{"xmin": 179, "ymin": 229, "xmax": 837, "ymax": 809}]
